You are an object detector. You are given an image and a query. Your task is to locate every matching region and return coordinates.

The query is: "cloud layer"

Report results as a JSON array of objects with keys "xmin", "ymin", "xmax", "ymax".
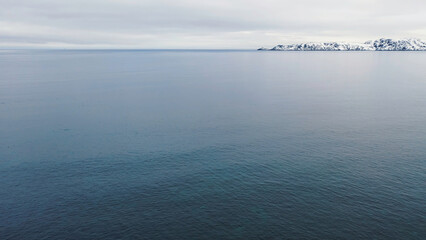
[{"xmin": 1, "ymin": 0, "xmax": 425, "ymax": 48}]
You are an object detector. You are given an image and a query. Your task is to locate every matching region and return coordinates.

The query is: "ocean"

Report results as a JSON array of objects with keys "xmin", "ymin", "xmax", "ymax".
[{"xmin": 0, "ymin": 50, "xmax": 425, "ymax": 239}]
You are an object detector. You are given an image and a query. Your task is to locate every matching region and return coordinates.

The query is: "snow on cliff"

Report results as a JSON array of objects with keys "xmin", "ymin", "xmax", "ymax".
[{"xmin": 260, "ymin": 38, "xmax": 426, "ymax": 51}]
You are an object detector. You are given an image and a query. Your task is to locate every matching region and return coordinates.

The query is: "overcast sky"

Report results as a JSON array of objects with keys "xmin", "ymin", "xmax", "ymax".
[{"xmin": 1, "ymin": 0, "xmax": 425, "ymax": 49}]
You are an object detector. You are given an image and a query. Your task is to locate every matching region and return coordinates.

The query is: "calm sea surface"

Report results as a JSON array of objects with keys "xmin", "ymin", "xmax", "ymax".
[{"xmin": 0, "ymin": 50, "xmax": 425, "ymax": 239}]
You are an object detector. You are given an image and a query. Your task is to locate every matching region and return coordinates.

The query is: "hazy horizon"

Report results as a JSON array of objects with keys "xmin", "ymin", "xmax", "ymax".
[{"xmin": 1, "ymin": 0, "xmax": 426, "ymax": 49}]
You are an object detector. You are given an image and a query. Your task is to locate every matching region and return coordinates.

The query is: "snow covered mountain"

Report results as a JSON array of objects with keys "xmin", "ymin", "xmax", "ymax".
[
  {"xmin": 368, "ymin": 38, "xmax": 426, "ymax": 51},
  {"xmin": 259, "ymin": 38, "xmax": 426, "ymax": 51}
]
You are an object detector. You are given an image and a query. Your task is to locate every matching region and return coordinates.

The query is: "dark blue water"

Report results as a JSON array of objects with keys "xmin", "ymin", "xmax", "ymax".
[{"xmin": 0, "ymin": 50, "xmax": 425, "ymax": 239}]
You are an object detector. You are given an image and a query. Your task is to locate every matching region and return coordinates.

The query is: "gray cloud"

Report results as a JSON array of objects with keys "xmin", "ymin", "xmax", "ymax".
[{"xmin": 1, "ymin": 0, "xmax": 425, "ymax": 48}]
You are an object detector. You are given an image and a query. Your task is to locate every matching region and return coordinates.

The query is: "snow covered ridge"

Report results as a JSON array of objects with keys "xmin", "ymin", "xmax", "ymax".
[{"xmin": 259, "ymin": 38, "xmax": 426, "ymax": 51}]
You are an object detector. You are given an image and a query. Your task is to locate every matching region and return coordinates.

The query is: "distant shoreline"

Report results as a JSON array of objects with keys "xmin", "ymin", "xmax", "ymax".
[{"xmin": 259, "ymin": 38, "xmax": 426, "ymax": 51}]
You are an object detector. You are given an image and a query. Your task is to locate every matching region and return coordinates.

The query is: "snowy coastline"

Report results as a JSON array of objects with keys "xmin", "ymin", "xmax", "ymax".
[{"xmin": 259, "ymin": 38, "xmax": 426, "ymax": 51}]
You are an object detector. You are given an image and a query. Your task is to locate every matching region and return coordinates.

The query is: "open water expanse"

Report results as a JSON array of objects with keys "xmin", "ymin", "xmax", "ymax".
[{"xmin": 0, "ymin": 50, "xmax": 425, "ymax": 239}]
